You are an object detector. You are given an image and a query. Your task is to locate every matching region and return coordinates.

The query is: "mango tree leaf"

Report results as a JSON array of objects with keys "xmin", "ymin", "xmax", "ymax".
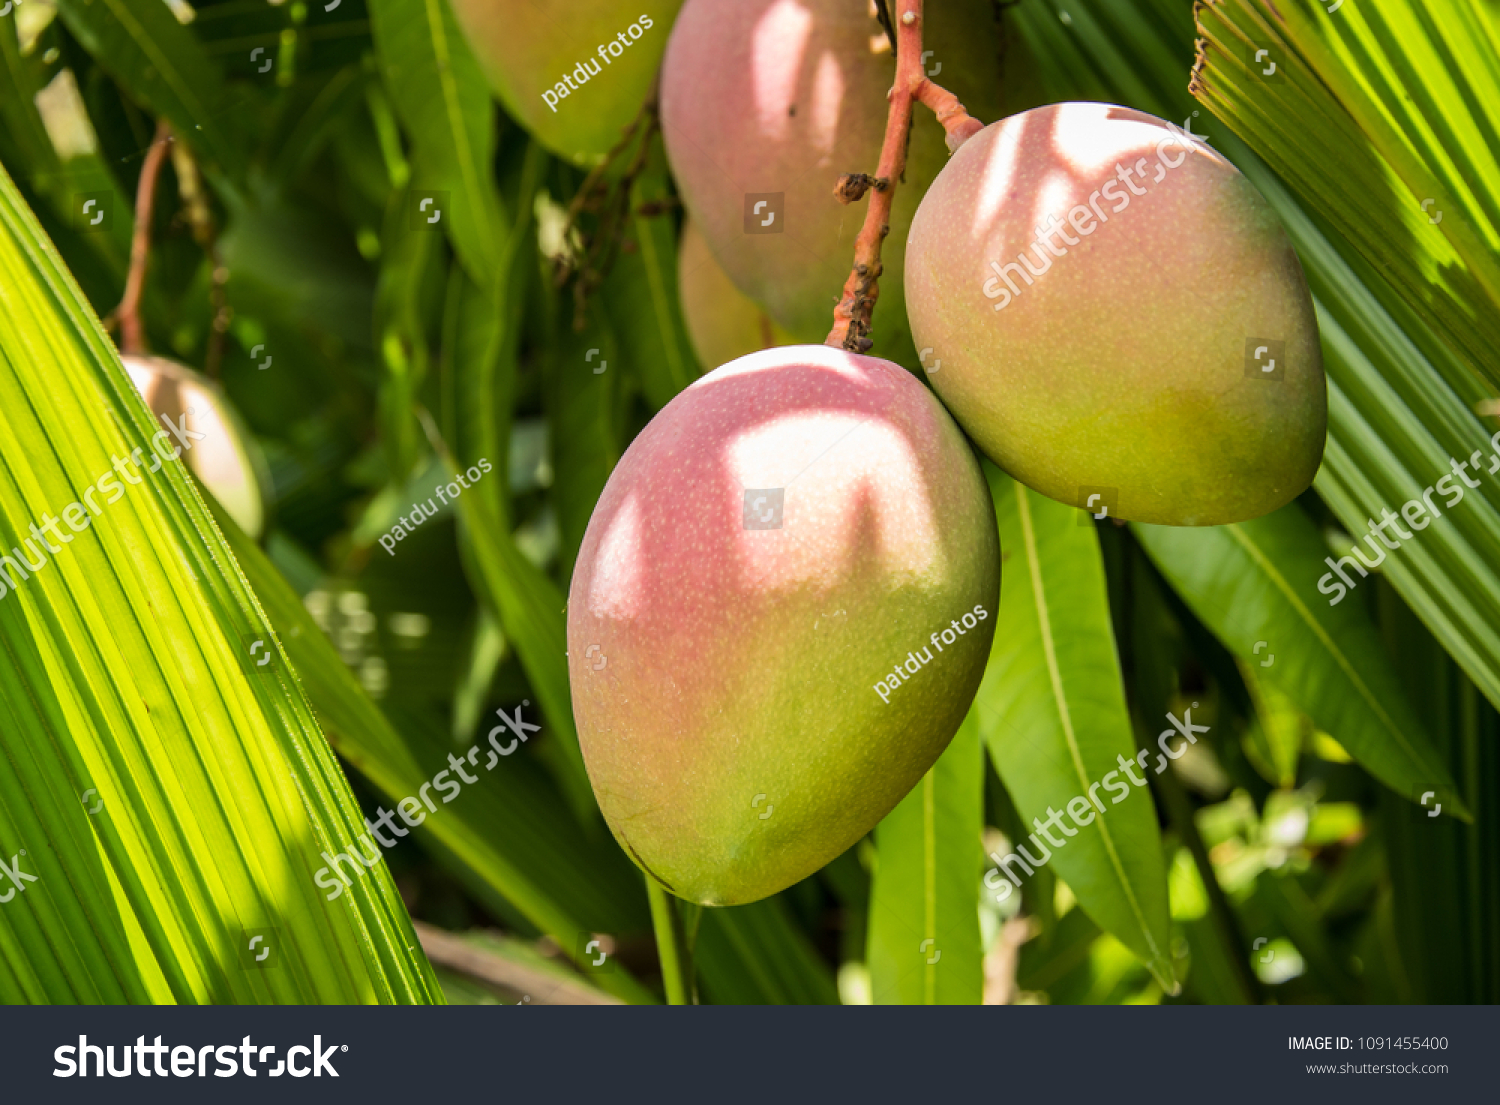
[
  {"xmin": 369, "ymin": 0, "xmax": 507, "ymax": 283},
  {"xmin": 0, "ymin": 15, "xmax": 132, "ymax": 293},
  {"xmin": 975, "ymin": 469, "xmax": 1175, "ymax": 991},
  {"xmin": 0, "ymin": 158, "xmax": 433, "ymax": 1002},
  {"xmin": 54, "ymin": 0, "xmax": 249, "ymax": 183},
  {"xmin": 866, "ymin": 712, "xmax": 984, "ymax": 1005},
  {"xmin": 547, "ymin": 285, "xmax": 625, "ymax": 579},
  {"xmin": 1133, "ymin": 505, "xmax": 1469, "ymax": 819}
]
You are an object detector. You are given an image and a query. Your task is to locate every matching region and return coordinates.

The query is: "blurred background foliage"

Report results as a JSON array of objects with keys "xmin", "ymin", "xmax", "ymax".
[{"xmin": 0, "ymin": 0, "xmax": 1494, "ymax": 1004}]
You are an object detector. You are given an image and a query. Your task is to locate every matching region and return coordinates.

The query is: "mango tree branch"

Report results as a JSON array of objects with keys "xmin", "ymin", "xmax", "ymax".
[{"xmin": 825, "ymin": 0, "xmax": 983, "ymax": 353}]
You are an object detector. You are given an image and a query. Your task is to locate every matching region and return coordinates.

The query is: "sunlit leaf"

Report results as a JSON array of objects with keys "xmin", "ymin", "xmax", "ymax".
[{"xmin": 0, "ymin": 158, "xmax": 434, "ymax": 1003}]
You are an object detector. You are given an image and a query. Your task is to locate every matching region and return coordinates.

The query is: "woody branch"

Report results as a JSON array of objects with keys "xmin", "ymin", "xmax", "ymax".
[{"xmin": 825, "ymin": 0, "xmax": 983, "ymax": 353}]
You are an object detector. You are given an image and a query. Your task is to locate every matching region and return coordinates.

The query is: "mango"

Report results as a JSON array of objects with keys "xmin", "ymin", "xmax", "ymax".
[
  {"xmin": 659, "ymin": 0, "xmax": 1040, "ymax": 361},
  {"xmin": 678, "ymin": 218, "xmax": 795, "ymax": 369},
  {"xmin": 903, "ymin": 103, "xmax": 1326, "ymax": 525},
  {"xmin": 448, "ymin": 0, "xmax": 684, "ymax": 166},
  {"xmin": 123, "ymin": 354, "xmax": 271, "ymax": 540},
  {"xmin": 567, "ymin": 343, "xmax": 1000, "ymax": 904}
]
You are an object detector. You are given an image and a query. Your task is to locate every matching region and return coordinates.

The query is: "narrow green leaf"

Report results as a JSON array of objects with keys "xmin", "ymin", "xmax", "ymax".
[
  {"xmin": 975, "ymin": 469, "xmax": 1175, "ymax": 991},
  {"xmin": 369, "ymin": 0, "xmax": 507, "ymax": 283},
  {"xmin": 1133, "ymin": 505, "xmax": 1469, "ymax": 819},
  {"xmin": 547, "ymin": 297, "xmax": 624, "ymax": 579},
  {"xmin": 1192, "ymin": 0, "xmax": 1500, "ymax": 388},
  {"xmin": 866, "ymin": 713, "xmax": 983, "ymax": 1005},
  {"xmin": 601, "ymin": 142, "xmax": 701, "ymax": 410}
]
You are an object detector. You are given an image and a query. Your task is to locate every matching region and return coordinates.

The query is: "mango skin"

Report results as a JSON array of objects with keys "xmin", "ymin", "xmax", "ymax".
[
  {"xmin": 678, "ymin": 219, "xmax": 796, "ymax": 369},
  {"xmin": 660, "ymin": 0, "xmax": 1039, "ymax": 361},
  {"xmin": 449, "ymin": 0, "xmax": 683, "ymax": 166},
  {"xmin": 904, "ymin": 103, "xmax": 1327, "ymax": 526},
  {"xmin": 122, "ymin": 355, "xmax": 271, "ymax": 540},
  {"xmin": 567, "ymin": 344, "xmax": 1000, "ymax": 905}
]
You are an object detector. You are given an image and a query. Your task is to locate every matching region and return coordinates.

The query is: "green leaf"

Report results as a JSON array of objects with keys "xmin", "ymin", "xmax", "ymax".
[
  {"xmin": 54, "ymin": 0, "xmax": 248, "ymax": 182},
  {"xmin": 1184, "ymin": 2, "xmax": 1500, "ymax": 710},
  {"xmin": 866, "ymin": 712, "xmax": 984, "ymax": 1005},
  {"xmin": 368, "ymin": 0, "xmax": 507, "ymax": 284},
  {"xmin": 974, "ymin": 469, "xmax": 1175, "ymax": 991},
  {"xmin": 0, "ymin": 158, "xmax": 434, "ymax": 1002},
  {"xmin": 1133, "ymin": 505, "xmax": 1469, "ymax": 820}
]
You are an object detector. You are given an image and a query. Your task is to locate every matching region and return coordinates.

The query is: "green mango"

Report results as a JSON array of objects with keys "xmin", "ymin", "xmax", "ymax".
[
  {"xmin": 905, "ymin": 103, "xmax": 1327, "ymax": 525},
  {"xmin": 449, "ymin": 0, "xmax": 684, "ymax": 166}
]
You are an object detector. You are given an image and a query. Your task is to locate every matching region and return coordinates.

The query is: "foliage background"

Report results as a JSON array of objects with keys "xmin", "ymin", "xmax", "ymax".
[{"xmin": 0, "ymin": 0, "xmax": 1494, "ymax": 1004}]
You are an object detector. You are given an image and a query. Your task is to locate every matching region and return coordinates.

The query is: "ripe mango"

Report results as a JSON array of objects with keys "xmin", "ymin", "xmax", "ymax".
[
  {"xmin": 567, "ymin": 344, "xmax": 1000, "ymax": 904},
  {"xmin": 448, "ymin": 0, "xmax": 683, "ymax": 166},
  {"xmin": 659, "ymin": 0, "xmax": 1039, "ymax": 361},
  {"xmin": 904, "ymin": 103, "xmax": 1326, "ymax": 525}
]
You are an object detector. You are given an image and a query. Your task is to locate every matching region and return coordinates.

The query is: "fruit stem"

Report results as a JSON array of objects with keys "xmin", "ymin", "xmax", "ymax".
[
  {"xmin": 646, "ymin": 879, "xmax": 697, "ymax": 1004},
  {"xmin": 824, "ymin": 1, "xmax": 983, "ymax": 353},
  {"xmin": 114, "ymin": 118, "xmax": 174, "ymax": 357}
]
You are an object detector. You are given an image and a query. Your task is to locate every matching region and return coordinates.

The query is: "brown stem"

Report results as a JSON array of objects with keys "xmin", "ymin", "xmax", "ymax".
[
  {"xmin": 825, "ymin": 1, "xmax": 983, "ymax": 353},
  {"xmin": 916, "ymin": 79, "xmax": 985, "ymax": 150},
  {"xmin": 116, "ymin": 119, "xmax": 174, "ymax": 356}
]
